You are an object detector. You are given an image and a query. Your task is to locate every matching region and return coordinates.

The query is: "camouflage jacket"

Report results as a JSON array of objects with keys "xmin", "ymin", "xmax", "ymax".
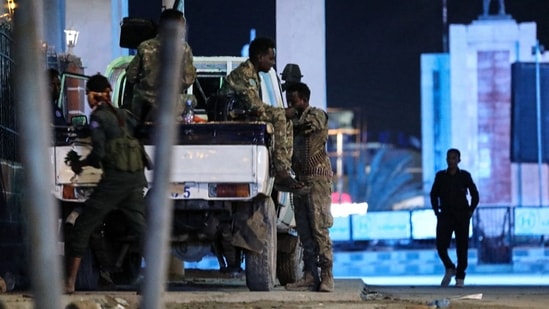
[
  {"xmin": 222, "ymin": 59, "xmax": 266, "ymax": 114},
  {"xmin": 291, "ymin": 106, "xmax": 333, "ymax": 178},
  {"xmin": 125, "ymin": 35, "xmax": 196, "ymax": 105}
]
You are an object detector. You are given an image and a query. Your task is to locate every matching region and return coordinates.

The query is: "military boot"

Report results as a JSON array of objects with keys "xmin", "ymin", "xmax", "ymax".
[
  {"xmin": 319, "ymin": 266, "xmax": 334, "ymax": 292},
  {"xmin": 285, "ymin": 272, "xmax": 317, "ymax": 291}
]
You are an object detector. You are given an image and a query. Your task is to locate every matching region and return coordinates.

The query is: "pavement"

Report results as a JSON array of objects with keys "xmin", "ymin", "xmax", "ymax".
[
  {"xmin": 360, "ymin": 284, "xmax": 549, "ymax": 309},
  {"xmin": 1, "ymin": 249, "xmax": 547, "ymax": 308},
  {"xmin": 362, "ymin": 273, "xmax": 549, "ymax": 286},
  {"xmin": 1, "ymin": 278, "xmax": 547, "ymax": 308}
]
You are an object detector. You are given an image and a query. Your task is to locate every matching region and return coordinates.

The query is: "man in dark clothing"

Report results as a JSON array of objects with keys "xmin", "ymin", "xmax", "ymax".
[
  {"xmin": 63, "ymin": 74, "xmax": 147, "ymax": 294},
  {"xmin": 430, "ymin": 148, "xmax": 479, "ymax": 288}
]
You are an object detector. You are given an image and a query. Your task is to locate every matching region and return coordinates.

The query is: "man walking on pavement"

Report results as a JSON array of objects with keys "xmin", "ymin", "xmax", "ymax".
[{"xmin": 430, "ymin": 148, "xmax": 479, "ymax": 288}]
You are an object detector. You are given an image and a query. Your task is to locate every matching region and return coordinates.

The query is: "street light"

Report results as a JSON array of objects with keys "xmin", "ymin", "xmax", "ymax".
[
  {"xmin": 0, "ymin": 0, "xmax": 16, "ymax": 20},
  {"xmin": 64, "ymin": 29, "xmax": 79, "ymax": 54},
  {"xmin": 6, "ymin": 0, "xmax": 16, "ymax": 15}
]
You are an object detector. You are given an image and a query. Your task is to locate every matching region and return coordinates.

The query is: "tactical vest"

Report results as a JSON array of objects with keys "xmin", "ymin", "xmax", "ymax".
[
  {"xmin": 105, "ymin": 127, "xmax": 144, "ymax": 172},
  {"xmin": 106, "ymin": 130, "xmax": 144, "ymax": 172}
]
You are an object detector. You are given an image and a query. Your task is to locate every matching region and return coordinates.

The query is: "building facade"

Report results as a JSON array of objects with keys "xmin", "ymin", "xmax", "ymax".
[{"xmin": 422, "ymin": 14, "xmax": 549, "ymax": 207}]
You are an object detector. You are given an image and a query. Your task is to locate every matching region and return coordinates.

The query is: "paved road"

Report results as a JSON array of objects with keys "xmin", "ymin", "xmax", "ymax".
[{"xmin": 1, "ymin": 271, "xmax": 548, "ymax": 308}]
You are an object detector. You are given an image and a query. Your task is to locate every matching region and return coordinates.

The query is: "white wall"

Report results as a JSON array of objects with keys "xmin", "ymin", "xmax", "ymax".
[
  {"xmin": 276, "ymin": 0, "xmax": 326, "ymax": 109},
  {"xmin": 67, "ymin": 0, "xmax": 327, "ymax": 104},
  {"xmin": 65, "ymin": 0, "xmax": 127, "ymax": 75}
]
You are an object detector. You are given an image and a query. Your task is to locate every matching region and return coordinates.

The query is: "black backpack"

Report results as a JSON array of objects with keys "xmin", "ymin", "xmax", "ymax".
[{"xmin": 120, "ymin": 17, "xmax": 157, "ymax": 49}]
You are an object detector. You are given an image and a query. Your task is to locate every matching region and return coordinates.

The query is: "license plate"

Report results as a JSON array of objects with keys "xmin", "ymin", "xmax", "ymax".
[{"xmin": 169, "ymin": 183, "xmax": 196, "ymax": 199}]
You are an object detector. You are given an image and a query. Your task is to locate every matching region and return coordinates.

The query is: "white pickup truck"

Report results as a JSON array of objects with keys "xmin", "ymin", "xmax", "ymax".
[{"xmin": 51, "ymin": 57, "xmax": 302, "ymax": 291}]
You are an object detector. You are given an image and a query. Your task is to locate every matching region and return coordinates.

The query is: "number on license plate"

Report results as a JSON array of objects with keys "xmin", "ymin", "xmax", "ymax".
[{"xmin": 169, "ymin": 183, "xmax": 191, "ymax": 198}]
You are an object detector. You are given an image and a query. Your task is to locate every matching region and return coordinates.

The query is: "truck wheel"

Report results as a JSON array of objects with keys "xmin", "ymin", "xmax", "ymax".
[
  {"xmin": 245, "ymin": 196, "xmax": 277, "ymax": 291},
  {"xmin": 276, "ymin": 235, "xmax": 304, "ymax": 286},
  {"xmin": 75, "ymin": 249, "xmax": 99, "ymax": 291},
  {"xmin": 111, "ymin": 251, "xmax": 142, "ymax": 285}
]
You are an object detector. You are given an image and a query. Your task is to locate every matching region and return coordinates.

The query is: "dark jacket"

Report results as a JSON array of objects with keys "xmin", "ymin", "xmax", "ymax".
[
  {"xmin": 85, "ymin": 103, "xmax": 146, "ymax": 186},
  {"xmin": 430, "ymin": 168, "xmax": 479, "ymax": 216}
]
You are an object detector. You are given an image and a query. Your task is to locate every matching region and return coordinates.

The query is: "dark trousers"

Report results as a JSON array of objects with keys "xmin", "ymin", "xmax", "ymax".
[
  {"xmin": 66, "ymin": 171, "xmax": 146, "ymax": 258},
  {"xmin": 435, "ymin": 212, "xmax": 471, "ymax": 279}
]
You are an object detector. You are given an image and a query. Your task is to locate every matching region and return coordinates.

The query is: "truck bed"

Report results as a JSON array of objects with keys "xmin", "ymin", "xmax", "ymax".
[{"xmin": 52, "ymin": 121, "xmax": 275, "ymax": 200}]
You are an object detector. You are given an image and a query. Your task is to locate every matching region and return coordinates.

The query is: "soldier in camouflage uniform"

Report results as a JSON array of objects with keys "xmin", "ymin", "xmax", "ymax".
[
  {"xmin": 284, "ymin": 82, "xmax": 335, "ymax": 292},
  {"xmin": 126, "ymin": 8, "xmax": 196, "ymax": 123},
  {"xmin": 222, "ymin": 37, "xmax": 308, "ymax": 195},
  {"xmin": 218, "ymin": 37, "xmax": 309, "ymax": 273},
  {"xmin": 63, "ymin": 74, "xmax": 148, "ymax": 294}
]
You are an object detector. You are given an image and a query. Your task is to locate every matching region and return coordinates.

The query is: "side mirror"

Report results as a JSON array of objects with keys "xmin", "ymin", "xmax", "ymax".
[{"xmin": 71, "ymin": 115, "xmax": 88, "ymax": 126}]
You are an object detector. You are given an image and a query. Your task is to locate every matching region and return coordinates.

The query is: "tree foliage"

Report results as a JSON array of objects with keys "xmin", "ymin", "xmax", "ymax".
[{"xmin": 345, "ymin": 146, "xmax": 422, "ymax": 211}]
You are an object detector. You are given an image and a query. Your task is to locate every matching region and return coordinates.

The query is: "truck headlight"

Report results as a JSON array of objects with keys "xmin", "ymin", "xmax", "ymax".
[{"xmin": 62, "ymin": 185, "xmax": 94, "ymax": 201}]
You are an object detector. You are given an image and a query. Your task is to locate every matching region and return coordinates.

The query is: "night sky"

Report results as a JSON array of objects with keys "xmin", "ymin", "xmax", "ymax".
[{"xmin": 185, "ymin": 0, "xmax": 549, "ymax": 145}]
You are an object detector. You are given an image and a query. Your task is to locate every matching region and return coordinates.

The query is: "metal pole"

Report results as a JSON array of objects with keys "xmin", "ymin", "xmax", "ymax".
[
  {"xmin": 43, "ymin": 0, "xmax": 64, "ymax": 53},
  {"xmin": 442, "ymin": 0, "xmax": 448, "ymax": 53},
  {"xmin": 13, "ymin": 1, "xmax": 63, "ymax": 308},
  {"xmin": 336, "ymin": 131, "xmax": 343, "ymax": 202},
  {"xmin": 534, "ymin": 41, "xmax": 543, "ymax": 207},
  {"xmin": 140, "ymin": 21, "xmax": 185, "ymax": 309}
]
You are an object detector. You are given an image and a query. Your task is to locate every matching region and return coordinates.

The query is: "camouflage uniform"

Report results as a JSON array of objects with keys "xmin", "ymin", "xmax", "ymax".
[
  {"xmin": 290, "ymin": 106, "xmax": 334, "ymax": 291},
  {"xmin": 217, "ymin": 59, "xmax": 297, "ymax": 270},
  {"xmin": 223, "ymin": 59, "xmax": 293, "ymax": 173},
  {"xmin": 125, "ymin": 35, "xmax": 196, "ymax": 122},
  {"xmin": 65, "ymin": 103, "xmax": 147, "ymax": 258}
]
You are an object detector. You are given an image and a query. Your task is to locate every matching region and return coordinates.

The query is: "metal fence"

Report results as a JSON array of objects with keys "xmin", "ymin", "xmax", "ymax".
[
  {"xmin": 0, "ymin": 21, "xmax": 17, "ymax": 162},
  {"xmin": 331, "ymin": 205, "xmax": 547, "ymax": 264}
]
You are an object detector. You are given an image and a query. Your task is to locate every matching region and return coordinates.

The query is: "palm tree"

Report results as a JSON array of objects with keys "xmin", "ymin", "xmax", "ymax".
[{"xmin": 346, "ymin": 145, "xmax": 422, "ymax": 211}]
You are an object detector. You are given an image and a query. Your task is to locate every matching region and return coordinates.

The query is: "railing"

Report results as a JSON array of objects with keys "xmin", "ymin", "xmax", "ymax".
[{"xmin": 330, "ymin": 205, "xmax": 549, "ymax": 264}]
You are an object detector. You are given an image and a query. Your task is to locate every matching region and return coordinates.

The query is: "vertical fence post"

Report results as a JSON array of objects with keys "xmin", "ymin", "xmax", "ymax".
[
  {"xmin": 140, "ymin": 20, "xmax": 185, "ymax": 309},
  {"xmin": 13, "ymin": 1, "xmax": 63, "ymax": 308}
]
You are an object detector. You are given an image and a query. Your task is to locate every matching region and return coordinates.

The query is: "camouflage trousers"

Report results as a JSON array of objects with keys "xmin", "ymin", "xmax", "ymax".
[
  {"xmin": 292, "ymin": 177, "xmax": 334, "ymax": 270},
  {"xmin": 130, "ymin": 95, "xmax": 152, "ymax": 123},
  {"xmin": 260, "ymin": 105, "xmax": 293, "ymax": 173}
]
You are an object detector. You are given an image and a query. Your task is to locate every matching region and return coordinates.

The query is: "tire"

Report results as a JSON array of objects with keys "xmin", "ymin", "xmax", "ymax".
[
  {"xmin": 111, "ymin": 251, "xmax": 142, "ymax": 285},
  {"xmin": 99, "ymin": 210, "xmax": 143, "ymax": 286},
  {"xmin": 75, "ymin": 248, "xmax": 99, "ymax": 291},
  {"xmin": 245, "ymin": 196, "xmax": 277, "ymax": 291},
  {"xmin": 276, "ymin": 235, "xmax": 304, "ymax": 286}
]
